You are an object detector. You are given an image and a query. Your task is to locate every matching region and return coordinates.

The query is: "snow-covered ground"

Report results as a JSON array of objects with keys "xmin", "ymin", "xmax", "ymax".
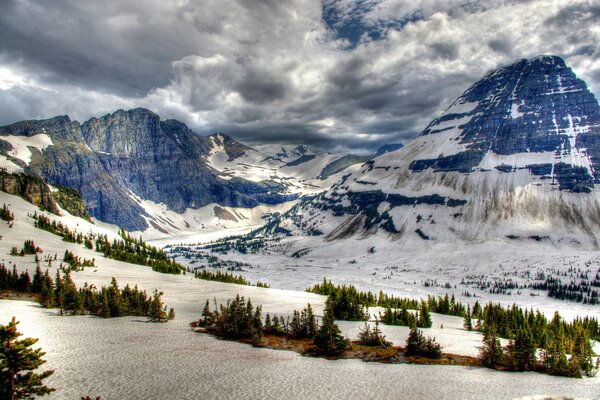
[
  {"xmin": 0, "ymin": 190, "xmax": 598, "ymax": 399},
  {"xmin": 2, "ymin": 301, "xmax": 598, "ymax": 400},
  {"xmin": 167, "ymin": 233, "xmax": 600, "ymax": 322}
]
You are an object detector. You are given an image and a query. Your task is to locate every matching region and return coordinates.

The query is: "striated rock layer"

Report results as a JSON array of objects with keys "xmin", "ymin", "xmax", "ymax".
[{"xmin": 266, "ymin": 56, "xmax": 600, "ymax": 248}]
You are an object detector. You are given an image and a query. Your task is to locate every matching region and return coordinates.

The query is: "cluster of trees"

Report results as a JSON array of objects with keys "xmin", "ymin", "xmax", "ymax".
[
  {"xmin": 528, "ymin": 269, "xmax": 600, "ymax": 305},
  {"xmin": 95, "ymin": 229, "xmax": 184, "ymax": 274},
  {"xmin": 0, "ymin": 203, "xmax": 14, "ymax": 221},
  {"xmin": 63, "ymin": 250, "xmax": 95, "ymax": 271},
  {"xmin": 0, "ymin": 262, "xmax": 173, "ymax": 322},
  {"xmin": 405, "ymin": 327, "xmax": 442, "ymax": 359},
  {"xmin": 197, "ymin": 295, "xmax": 263, "ymax": 340},
  {"xmin": 379, "ymin": 301, "xmax": 432, "ymax": 328},
  {"xmin": 197, "ymin": 296, "xmax": 349, "ymax": 356},
  {"xmin": 357, "ymin": 322, "xmax": 391, "ymax": 347},
  {"xmin": 473, "ymin": 303, "xmax": 598, "ymax": 377},
  {"xmin": 33, "ymin": 212, "xmax": 184, "ymax": 274},
  {"xmin": 193, "ymin": 269, "xmax": 269, "ymax": 288},
  {"xmin": 307, "ymin": 278, "xmax": 462, "ymax": 323},
  {"xmin": 33, "ymin": 212, "xmax": 92, "ymax": 246},
  {"xmin": 10, "ymin": 240, "xmax": 42, "ymax": 257},
  {"xmin": 0, "ymin": 263, "xmax": 40, "ymax": 292},
  {"xmin": 479, "ymin": 324, "xmax": 597, "ymax": 378}
]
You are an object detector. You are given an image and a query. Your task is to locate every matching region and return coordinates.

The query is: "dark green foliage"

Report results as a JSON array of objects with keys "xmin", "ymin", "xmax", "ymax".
[
  {"xmin": 147, "ymin": 289, "xmax": 168, "ymax": 323},
  {"xmin": 313, "ymin": 298, "xmax": 348, "ymax": 356},
  {"xmin": 195, "ymin": 270, "xmax": 250, "ymax": 285},
  {"xmin": 307, "ymin": 278, "xmax": 467, "ymax": 323},
  {"xmin": 200, "ymin": 295, "xmax": 263, "ymax": 340},
  {"xmin": 290, "ymin": 304, "xmax": 318, "ymax": 339},
  {"xmin": 194, "ymin": 269, "xmax": 270, "ymax": 288},
  {"xmin": 505, "ymin": 327, "xmax": 537, "ymax": 371},
  {"xmin": 96, "ymin": 229, "xmax": 184, "ymax": 274},
  {"xmin": 476, "ymin": 308, "xmax": 599, "ymax": 378},
  {"xmin": 358, "ymin": 321, "xmax": 391, "ymax": 347},
  {"xmin": 0, "ymin": 203, "xmax": 14, "ymax": 221},
  {"xmin": 33, "ymin": 213, "xmax": 184, "ymax": 274},
  {"xmin": 0, "ymin": 263, "xmax": 170, "ymax": 321},
  {"xmin": 478, "ymin": 326, "xmax": 503, "ymax": 368},
  {"xmin": 464, "ymin": 309, "xmax": 473, "ymax": 331},
  {"xmin": 380, "ymin": 306, "xmax": 416, "ymax": 327},
  {"xmin": 63, "ymin": 250, "xmax": 95, "ymax": 271},
  {"xmin": 405, "ymin": 327, "xmax": 442, "ymax": 359},
  {"xmin": 306, "ymin": 279, "xmax": 368, "ymax": 321},
  {"xmin": 0, "ymin": 317, "xmax": 55, "ymax": 399}
]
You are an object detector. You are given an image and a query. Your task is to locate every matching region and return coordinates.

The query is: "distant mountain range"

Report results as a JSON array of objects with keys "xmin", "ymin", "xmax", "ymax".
[
  {"xmin": 261, "ymin": 56, "xmax": 600, "ymax": 248},
  {"xmin": 0, "ymin": 108, "xmax": 400, "ymax": 234}
]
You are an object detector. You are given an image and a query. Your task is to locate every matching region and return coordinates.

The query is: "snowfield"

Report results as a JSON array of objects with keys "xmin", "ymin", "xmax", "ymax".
[
  {"xmin": 0, "ymin": 191, "xmax": 598, "ymax": 399},
  {"xmin": 2, "ymin": 301, "xmax": 598, "ymax": 400}
]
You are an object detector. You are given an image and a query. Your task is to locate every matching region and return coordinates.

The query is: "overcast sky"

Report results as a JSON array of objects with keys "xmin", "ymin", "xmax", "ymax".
[{"xmin": 0, "ymin": 0, "xmax": 598, "ymax": 153}]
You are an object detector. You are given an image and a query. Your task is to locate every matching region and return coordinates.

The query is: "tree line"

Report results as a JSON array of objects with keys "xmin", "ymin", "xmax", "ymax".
[
  {"xmin": 193, "ymin": 269, "xmax": 269, "ymax": 288},
  {"xmin": 32, "ymin": 212, "xmax": 184, "ymax": 274},
  {"xmin": 0, "ymin": 263, "xmax": 173, "ymax": 322},
  {"xmin": 473, "ymin": 302, "xmax": 598, "ymax": 377}
]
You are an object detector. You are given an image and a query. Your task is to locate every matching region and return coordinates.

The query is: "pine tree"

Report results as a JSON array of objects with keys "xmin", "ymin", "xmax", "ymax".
[
  {"xmin": 314, "ymin": 298, "xmax": 348, "ymax": 356},
  {"xmin": 418, "ymin": 301, "xmax": 432, "ymax": 328},
  {"xmin": 147, "ymin": 290, "xmax": 168, "ymax": 322},
  {"xmin": 199, "ymin": 299, "xmax": 214, "ymax": 327},
  {"xmin": 478, "ymin": 326, "xmax": 503, "ymax": 368},
  {"xmin": 305, "ymin": 304, "xmax": 317, "ymax": 338},
  {"xmin": 0, "ymin": 317, "xmax": 55, "ymax": 399},
  {"xmin": 358, "ymin": 321, "xmax": 391, "ymax": 347},
  {"xmin": 464, "ymin": 309, "xmax": 473, "ymax": 331},
  {"xmin": 405, "ymin": 326, "xmax": 426, "ymax": 356}
]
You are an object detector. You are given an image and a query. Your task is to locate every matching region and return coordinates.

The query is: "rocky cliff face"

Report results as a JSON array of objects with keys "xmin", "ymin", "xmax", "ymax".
[
  {"xmin": 266, "ymin": 56, "xmax": 600, "ymax": 248},
  {"xmin": 0, "ymin": 108, "xmax": 295, "ymax": 231}
]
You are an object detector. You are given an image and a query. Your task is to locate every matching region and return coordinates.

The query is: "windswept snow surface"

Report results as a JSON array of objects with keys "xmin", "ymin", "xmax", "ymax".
[
  {"xmin": 2, "ymin": 301, "xmax": 598, "ymax": 400},
  {"xmin": 0, "ymin": 191, "xmax": 598, "ymax": 399}
]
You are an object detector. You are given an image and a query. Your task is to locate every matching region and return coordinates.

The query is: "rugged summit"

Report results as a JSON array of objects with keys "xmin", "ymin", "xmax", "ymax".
[
  {"xmin": 0, "ymin": 109, "xmax": 295, "ymax": 231},
  {"xmin": 0, "ymin": 108, "xmax": 369, "ymax": 233},
  {"xmin": 268, "ymin": 56, "xmax": 600, "ymax": 247}
]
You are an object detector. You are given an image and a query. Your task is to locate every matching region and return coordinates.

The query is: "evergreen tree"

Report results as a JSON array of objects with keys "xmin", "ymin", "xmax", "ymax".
[
  {"xmin": 478, "ymin": 326, "xmax": 503, "ymax": 369},
  {"xmin": 505, "ymin": 327, "xmax": 536, "ymax": 371},
  {"xmin": 0, "ymin": 317, "xmax": 55, "ymax": 399},
  {"xmin": 358, "ymin": 321, "xmax": 391, "ymax": 347},
  {"xmin": 147, "ymin": 290, "xmax": 168, "ymax": 322},
  {"xmin": 405, "ymin": 326, "xmax": 442, "ymax": 359},
  {"xmin": 199, "ymin": 299, "xmax": 214, "ymax": 327},
  {"xmin": 418, "ymin": 301, "xmax": 432, "ymax": 328},
  {"xmin": 464, "ymin": 309, "xmax": 473, "ymax": 331},
  {"xmin": 314, "ymin": 298, "xmax": 348, "ymax": 356}
]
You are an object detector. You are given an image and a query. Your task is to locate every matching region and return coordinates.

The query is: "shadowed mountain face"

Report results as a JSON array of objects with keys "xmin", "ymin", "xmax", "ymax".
[
  {"xmin": 265, "ymin": 56, "xmax": 600, "ymax": 248},
  {"xmin": 0, "ymin": 108, "xmax": 297, "ymax": 230}
]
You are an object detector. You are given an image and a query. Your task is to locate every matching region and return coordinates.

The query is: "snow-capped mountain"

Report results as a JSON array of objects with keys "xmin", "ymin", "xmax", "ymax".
[
  {"xmin": 0, "ymin": 109, "xmax": 366, "ymax": 237},
  {"xmin": 266, "ymin": 56, "xmax": 600, "ymax": 248},
  {"xmin": 205, "ymin": 136, "xmax": 365, "ymax": 197}
]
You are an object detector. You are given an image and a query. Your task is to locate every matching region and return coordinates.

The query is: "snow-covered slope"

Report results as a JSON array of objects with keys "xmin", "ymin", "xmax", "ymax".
[
  {"xmin": 205, "ymin": 135, "xmax": 364, "ymax": 196},
  {"xmin": 265, "ymin": 56, "xmax": 600, "ymax": 248},
  {"xmin": 0, "ymin": 112, "xmax": 367, "ymax": 239}
]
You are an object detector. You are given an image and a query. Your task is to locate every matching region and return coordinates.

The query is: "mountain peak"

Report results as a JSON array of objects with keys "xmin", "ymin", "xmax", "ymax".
[{"xmin": 267, "ymin": 56, "xmax": 600, "ymax": 247}]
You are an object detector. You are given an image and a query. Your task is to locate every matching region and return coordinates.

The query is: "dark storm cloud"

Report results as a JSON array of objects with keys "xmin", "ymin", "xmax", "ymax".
[
  {"xmin": 235, "ymin": 70, "xmax": 288, "ymax": 104},
  {"xmin": 0, "ymin": 0, "xmax": 191, "ymax": 96},
  {"xmin": 0, "ymin": 0, "xmax": 598, "ymax": 152}
]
